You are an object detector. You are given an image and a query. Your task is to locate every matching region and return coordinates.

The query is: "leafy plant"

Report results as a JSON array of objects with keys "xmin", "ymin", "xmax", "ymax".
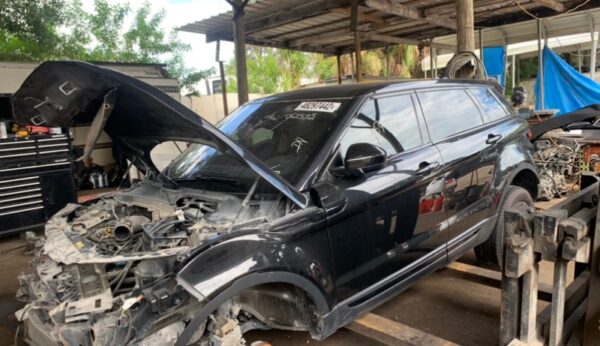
[{"xmin": 0, "ymin": 0, "xmax": 208, "ymax": 93}]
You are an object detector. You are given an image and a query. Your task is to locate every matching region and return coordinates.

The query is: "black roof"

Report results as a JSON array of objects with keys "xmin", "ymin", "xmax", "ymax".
[{"xmin": 257, "ymin": 79, "xmax": 499, "ymax": 102}]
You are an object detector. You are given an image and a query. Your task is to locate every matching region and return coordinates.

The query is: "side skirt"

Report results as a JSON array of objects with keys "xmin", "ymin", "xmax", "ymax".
[{"xmin": 318, "ymin": 216, "xmax": 496, "ymax": 339}]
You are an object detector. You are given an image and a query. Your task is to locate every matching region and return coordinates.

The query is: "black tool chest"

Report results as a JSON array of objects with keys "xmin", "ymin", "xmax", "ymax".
[{"xmin": 0, "ymin": 133, "xmax": 76, "ymax": 235}]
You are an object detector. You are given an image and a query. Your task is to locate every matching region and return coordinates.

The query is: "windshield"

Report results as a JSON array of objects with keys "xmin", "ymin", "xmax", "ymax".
[{"xmin": 166, "ymin": 98, "xmax": 350, "ymax": 189}]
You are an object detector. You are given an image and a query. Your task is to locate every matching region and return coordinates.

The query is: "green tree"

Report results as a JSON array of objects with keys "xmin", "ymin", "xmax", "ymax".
[
  {"xmin": 86, "ymin": 0, "xmax": 129, "ymax": 61},
  {"xmin": 0, "ymin": 0, "xmax": 206, "ymax": 94},
  {"xmin": 0, "ymin": 0, "xmax": 68, "ymax": 60},
  {"xmin": 313, "ymin": 55, "xmax": 337, "ymax": 81}
]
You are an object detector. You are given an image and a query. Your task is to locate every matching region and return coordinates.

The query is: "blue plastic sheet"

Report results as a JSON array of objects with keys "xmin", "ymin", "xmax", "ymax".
[
  {"xmin": 483, "ymin": 46, "xmax": 506, "ymax": 88},
  {"xmin": 535, "ymin": 46, "xmax": 600, "ymax": 114}
]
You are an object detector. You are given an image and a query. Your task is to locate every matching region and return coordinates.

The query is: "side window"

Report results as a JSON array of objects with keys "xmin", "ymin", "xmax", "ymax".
[
  {"xmin": 471, "ymin": 87, "xmax": 509, "ymax": 121},
  {"xmin": 339, "ymin": 100, "xmax": 398, "ymax": 158},
  {"xmin": 378, "ymin": 95, "xmax": 423, "ymax": 151},
  {"xmin": 338, "ymin": 96, "xmax": 422, "ymax": 161},
  {"xmin": 417, "ymin": 89, "xmax": 484, "ymax": 142}
]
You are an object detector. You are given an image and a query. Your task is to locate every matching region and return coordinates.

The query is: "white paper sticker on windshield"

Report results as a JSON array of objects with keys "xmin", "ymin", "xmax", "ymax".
[{"xmin": 295, "ymin": 101, "xmax": 341, "ymax": 113}]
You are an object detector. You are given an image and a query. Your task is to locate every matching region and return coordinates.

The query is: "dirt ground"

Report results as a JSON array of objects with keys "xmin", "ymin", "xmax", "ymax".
[{"xmin": 0, "ymin": 234, "xmax": 563, "ymax": 346}]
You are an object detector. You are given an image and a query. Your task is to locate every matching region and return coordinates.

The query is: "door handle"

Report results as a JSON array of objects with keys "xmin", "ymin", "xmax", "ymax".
[
  {"xmin": 416, "ymin": 161, "xmax": 440, "ymax": 175},
  {"xmin": 486, "ymin": 133, "xmax": 502, "ymax": 145}
]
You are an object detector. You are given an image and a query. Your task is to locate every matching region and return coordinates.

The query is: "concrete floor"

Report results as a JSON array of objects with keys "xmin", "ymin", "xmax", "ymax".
[{"xmin": 0, "ymin": 234, "xmax": 562, "ymax": 346}]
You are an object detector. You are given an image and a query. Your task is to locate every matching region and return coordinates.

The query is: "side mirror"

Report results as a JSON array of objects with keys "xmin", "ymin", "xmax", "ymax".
[{"xmin": 344, "ymin": 143, "xmax": 387, "ymax": 174}]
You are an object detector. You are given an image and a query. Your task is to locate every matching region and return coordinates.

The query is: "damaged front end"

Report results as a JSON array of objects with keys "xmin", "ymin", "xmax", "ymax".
[{"xmin": 16, "ymin": 181, "xmax": 280, "ymax": 345}]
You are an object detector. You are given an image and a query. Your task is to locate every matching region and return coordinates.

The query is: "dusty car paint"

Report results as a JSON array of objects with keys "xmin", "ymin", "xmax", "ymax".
[{"xmin": 14, "ymin": 61, "xmax": 539, "ymax": 345}]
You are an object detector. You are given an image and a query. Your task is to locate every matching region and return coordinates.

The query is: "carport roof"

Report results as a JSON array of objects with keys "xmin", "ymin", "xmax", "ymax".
[{"xmin": 178, "ymin": 0, "xmax": 599, "ymax": 55}]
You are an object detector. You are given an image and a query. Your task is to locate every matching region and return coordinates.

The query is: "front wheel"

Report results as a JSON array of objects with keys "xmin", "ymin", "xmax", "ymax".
[{"xmin": 474, "ymin": 185, "xmax": 533, "ymax": 270}]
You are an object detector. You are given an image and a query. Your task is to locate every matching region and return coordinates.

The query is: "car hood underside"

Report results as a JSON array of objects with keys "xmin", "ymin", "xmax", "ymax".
[{"xmin": 11, "ymin": 61, "xmax": 306, "ymax": 208}]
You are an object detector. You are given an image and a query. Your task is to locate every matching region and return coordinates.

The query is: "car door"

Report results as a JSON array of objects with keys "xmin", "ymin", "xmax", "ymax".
[
  {"xmin": 318, "ymin": 94, "xmax": 447, "ymax": 302},
  {"xmin": 467, "ymin": 85, "xmax": 524, "ymax": 213},
  {"xmin": 416, "ymin": 88, "xmax": 500, "ymax": 247}
]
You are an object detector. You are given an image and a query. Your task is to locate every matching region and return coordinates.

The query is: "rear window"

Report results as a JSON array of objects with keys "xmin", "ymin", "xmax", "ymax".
[
  {"xmin": 470, "ymin": 87, "xmax": 509, "ymax": 121},
  {"xmin": 417, "ymin": 89, "xmax": 484, "ymax": 142}
]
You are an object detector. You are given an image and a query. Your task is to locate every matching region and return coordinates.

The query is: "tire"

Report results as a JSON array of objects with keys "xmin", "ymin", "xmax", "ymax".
[{"xmin": 475, "ymin": 185, "xmax": 533, "ymax": 270}]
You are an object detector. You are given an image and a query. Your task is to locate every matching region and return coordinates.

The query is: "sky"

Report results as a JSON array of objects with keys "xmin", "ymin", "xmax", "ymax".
[{"xmin": 81, "ymin": 0, "xmax": 236, "ymax": 75}]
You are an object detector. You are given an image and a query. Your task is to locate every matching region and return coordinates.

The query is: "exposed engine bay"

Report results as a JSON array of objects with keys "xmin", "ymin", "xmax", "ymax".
[
  {"xmin": 533, "ymin": 123, "xmax": 600, "ymax": 201},
  {"xmin": 533, "ymin": 136, "xmax": 580, "ymax": 201},
  {"xmin": 16, "ymin": 181, "xmax": 285, "ymax": 345}
]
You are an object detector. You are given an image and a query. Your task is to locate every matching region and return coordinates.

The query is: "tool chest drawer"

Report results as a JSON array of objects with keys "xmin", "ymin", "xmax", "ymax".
[
  {"xmin": 0, "ymin": 133, "xmax": 76, "ymax": 235},
  {"xmin": 0, "ymin": 134, "xmax": 70, "ymax": 167}
]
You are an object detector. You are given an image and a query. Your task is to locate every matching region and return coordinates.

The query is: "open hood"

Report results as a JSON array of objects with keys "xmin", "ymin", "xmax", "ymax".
[{"xmin": 11, "ymin": 61, "xmax": 307, "ymax": 208}]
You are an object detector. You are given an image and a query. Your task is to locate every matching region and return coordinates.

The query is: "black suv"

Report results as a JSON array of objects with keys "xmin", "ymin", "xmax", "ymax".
[{"xmin": 14, "ymin": 62, "xmax": 538, "ymax": 345}]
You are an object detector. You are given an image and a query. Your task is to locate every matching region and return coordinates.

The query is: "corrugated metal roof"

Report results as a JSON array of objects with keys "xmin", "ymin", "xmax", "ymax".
[
  {"xmin": 179, "ymin": 0, "xmax": 597, "ymax": 54},
  {"xmin": 423, "ymin": 8, "xmax": 600, "ymax": 71}
]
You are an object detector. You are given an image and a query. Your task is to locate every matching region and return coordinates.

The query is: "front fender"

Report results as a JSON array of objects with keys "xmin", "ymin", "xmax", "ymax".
[
  {"xmin": 175, "ymin": 208, "xmax": 334, "ymax": 344},
  {"xmin": 492, "ymin": 139, "xmax": 538, "ymax": 203}
]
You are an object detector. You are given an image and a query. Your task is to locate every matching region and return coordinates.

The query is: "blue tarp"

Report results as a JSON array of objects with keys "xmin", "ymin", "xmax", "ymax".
[
  {"xmin": 535, "ymin": 46, "xmax": 600, "ymax": 114},
  {"xmin": 483, "ymin": 46, "xmax": 506, "ymax": 88}
]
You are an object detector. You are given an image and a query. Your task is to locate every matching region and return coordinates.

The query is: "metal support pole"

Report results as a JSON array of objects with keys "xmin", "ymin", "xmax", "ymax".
[
  {"xmin": 430, "ymin": 39, "xmax": 435, "ymax": 78},
  {"xmin": 537, "ymin": 19, "xmax": 545, "ymax": 110},
  {"xmin": 216, "ymin": 40, "xmax": 228, "ymax": 116},
  {"xmin": 232, "ymin": 0, "xmax": 249, "ymax": 105},
  {"xmin": 577, "ymin": 45, "xmax": 582, "ymax": 72},
  {"xmin": 479, "ymin": 28, "xmax": 484, "ymax": 63},
  {"xmin": 434, "ymin": 48, "xmax": 438, "ymax": 78},
  {"xmin": 591, "ymin": 16, "xmax": 597, "ymax": 81},
  {"xmin": 336, "ymin": 53, "xmax": 342, "ymax": 85},
  {"xmin": 511, "ymin": 55, "xmax": 516, "ymax": 91}
]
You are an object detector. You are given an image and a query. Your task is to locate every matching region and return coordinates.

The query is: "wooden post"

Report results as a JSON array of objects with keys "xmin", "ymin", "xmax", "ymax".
[
  {"xmin": 351, "ymin": 0, "xmax": 362, "ymax": 82},
  {"xmin": 456, "ymin": 0, "xmax": 475, "ymax": 52},
  {"xmin": 350, "ymin": 53, "xmax": 355, "ymax": 80},
  {"xmin": 583, "ymin": 203, "xmax": 600, "ymax": 344},
  {"xmin": 354, "ymin": 32, "xmax": 362, "ymax": 82},
  {"xmin": 385, "ymin": 47, "xmax": 390, "ymax": 80},
  {"xmin": 232, "ymin": 0, "xmax": 249, "ymax": 105},
  {"xmin": 549, "ymin": 259, "xmax": 568, "ymax": 346},
  {"xmin": 336, "ymin": 53, "xmax": 342, "ymax": 84},
  {"xmin": 216, "ymin": 40, "xmax": 228, "ymax": 116}
]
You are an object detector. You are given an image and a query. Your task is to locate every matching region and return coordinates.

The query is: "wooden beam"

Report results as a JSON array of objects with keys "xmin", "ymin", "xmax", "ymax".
[
  {"xmin": 424, "ymin": 0, "xmax": 511, "ymax": 17},
  {"xmin": 364, "ymin": 0, "xmax": 456, "ymax": 30},
  {"xmin": 347, "ymin": 312, "xmax": 459, "ymax": 346},
  {"xmin": 531, "ymin": 0, "xmax": 565, "ymax": 12},
  {"xmin": 446, "ymin": 262, "xmax": 553, "ymax": 301},
  {"xmin": 333, "ymin": 6, "xmax": 386, "ymax": 25},
  {"xmin": 206, "ymin": 0, "xmax": 351, "ymax": 42},
  {"xmin": 290, "ymin": 28, "xmax": 353, "ymax": 47},
  {"xmin": 363, "ymin": 32, "xmax": 456, "ymax": 51}
]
